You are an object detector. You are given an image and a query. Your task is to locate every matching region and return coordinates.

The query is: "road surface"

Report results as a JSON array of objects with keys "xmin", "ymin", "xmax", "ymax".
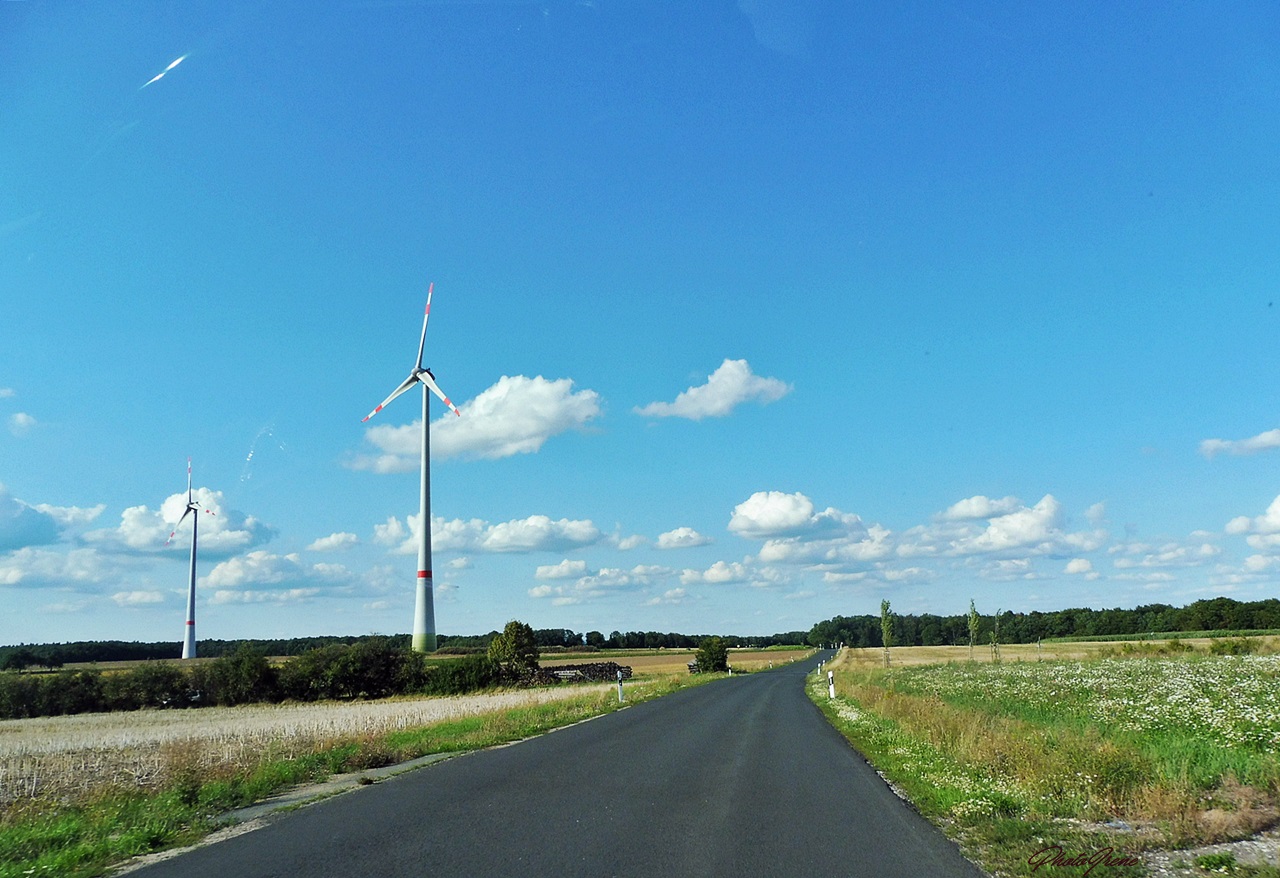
[{"xmin": 128, "ymin": 652, "xmax": 984, "ymax": 877}]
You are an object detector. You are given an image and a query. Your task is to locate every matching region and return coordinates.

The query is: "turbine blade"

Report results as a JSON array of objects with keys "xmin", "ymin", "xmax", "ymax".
[
  {"xmin": 420, "ymin": 371, "xmax": 461, "ymax": 417},
  {"xmin": 415, "ymin": 282, "xmax": 434, "ymax": 370},
  {"xmin": 186, "ymin": 457, "xmax": 192, "ymax": 501},
  {"xmin": 362, "ymin": 374, "xmax": 420, "ymax": 422},
  {"xmin": 165, "ymin": 507, "xmax": 194, "ymax": 545}
]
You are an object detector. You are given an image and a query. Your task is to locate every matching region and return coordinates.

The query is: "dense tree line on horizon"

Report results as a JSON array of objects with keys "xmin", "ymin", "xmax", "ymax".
[
  {"xmin": 807, "ymin": 597, "xmax": 1280, "ymax": 648},
  {"xmin": 0, "ymin": 629, "xmax": 810, "ymax": 668}
]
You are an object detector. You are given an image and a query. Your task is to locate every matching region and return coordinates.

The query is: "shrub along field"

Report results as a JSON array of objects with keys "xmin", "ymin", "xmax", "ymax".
[{"xmin": 812, "ymin": 640, "xmax": 1280, "ymax": 877}]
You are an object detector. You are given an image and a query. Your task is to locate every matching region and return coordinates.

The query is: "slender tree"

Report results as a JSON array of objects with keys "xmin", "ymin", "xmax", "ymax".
[
  {"xmin": 989, "ymin": 608, "xmax": 1002, "ymax": 663},
  {"xmin": 880, "ymin": 599, "xmax": 894, "ymax": 667},
  {"xmin": 967, "ymin": 599, "xmax": 980, "ymax": 662}
]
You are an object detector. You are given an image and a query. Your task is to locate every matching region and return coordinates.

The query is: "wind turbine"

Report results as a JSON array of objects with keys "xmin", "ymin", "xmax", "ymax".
[
  {"xmin": 166, "ymin": 458, "xmax": 213, "ymax": 660},
  {"xmin": 362, "ymin": 283, "xmax": 461, "ymax": 653}
]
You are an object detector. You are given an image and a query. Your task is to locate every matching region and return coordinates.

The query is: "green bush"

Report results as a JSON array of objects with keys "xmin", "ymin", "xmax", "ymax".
[
  {"xmin": 487, "ymin": 621, "xmax": 540, "ymax": 682},
  {"xmin": 104, "ymin": 662, "xmax": 189, "ymax": 710},
  {"xmin": 190, "ymin": 645, "xmax": 277, "ymax": 706},
  {"xmin": 695, "ymin": 637, "xmax": 729, "ymax": 673},
  {"xmin": 419, "ymin": 654, "xmax": 501, "ymax": 695}
]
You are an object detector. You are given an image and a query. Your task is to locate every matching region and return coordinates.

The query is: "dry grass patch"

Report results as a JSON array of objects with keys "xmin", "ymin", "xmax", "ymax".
[{"xmin": 0, "ymin": 686, "xmax": 609, "ymax": 807}]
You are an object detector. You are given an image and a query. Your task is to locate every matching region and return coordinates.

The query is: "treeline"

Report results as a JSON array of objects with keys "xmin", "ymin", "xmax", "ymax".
[
  {"xmin": 808, "ymin": 597, "xmax": 1280, "ymax": 648},
  {"xmin": 0, "ymin": 629, "xmax": 809, "ymax": 669},
  {"xmin": 0, "ymin": 639, "xmax": 527, "ymax": 720}
]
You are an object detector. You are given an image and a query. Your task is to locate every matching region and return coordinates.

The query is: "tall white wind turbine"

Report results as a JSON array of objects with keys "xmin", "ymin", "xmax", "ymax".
[
  {"xmin": 362, "ymin": 283, "xmax": 461, "ymax": 653},
  {"xmin": 166, "ymin": 458, "xmax": 212, "ymax": 659}
]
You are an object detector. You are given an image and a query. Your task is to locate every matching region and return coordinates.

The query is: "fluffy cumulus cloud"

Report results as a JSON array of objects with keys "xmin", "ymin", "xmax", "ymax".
[
  {"xmin": 529, "ymin": 563, "xmax": 673, "ymax": 605},
  {"xmin": 0, "ymin": 547, "xmax": 126, "ymax": 589},
  {"xmin": 656, "ymin": 527, "xmax": 711, "ymax": 549},
  {"xmin": 634, "ymin": 359, "xmax": 790, "ymax": 420},
  {"xmin": 719, "ymin": 490, "xmax": 1113, "ymax": 588},
  {"xmin": 350, "ymin": 375, "xmax": 601, "ymax": 472},
  {"xmin": 375, "ymin": 513, "xmax": 602, "ymax": 555},
  {"xmin": 646, "ymin": 588, "xmax": 689, "ymax": 606},
  {"xmin": 203, "ymin": 551, "xmax": 354, "ymax": 604},
  {"xmin": 729, "ymin": 491, "xmax": 852, "ymax": 540},
  {"xmin": 681, "ymin": 560, "xmax": 751, "ymax": 585},
  {"xmin": 83, "ymin": 488, "xmax": 274, "ymax": 557},
  {"xmin": 306, "ymin": 532, "xmax": 359, "ymax": 552},
  {"xmin": 1109, "ymin": 540, "xmax": 1220, "ymax": 569},
  {"xmin": 940, "ymin": 495, "xmax": 1020, "ymax": 521},
  {"xmin": 1201, "ymin": 429, "xmax": 1280, "ymax": 458},
  {"xmin": 535, "ymin": 559, "xmax": 589, "ymax": 580},
  {"xmin": 900, "ymin": 495, "xmax": 1106, "ymax": 559},
  {"xmin": 1226, "ymin": 495, "xmax": 1280, "ymax": 550},
  {"xmin": 0, "ymin": 486, "xmax": 63, "ymax": 552},
  {"xmin": 1064, "ymin": 558, "xmax": 1098, "ymax": 579}
]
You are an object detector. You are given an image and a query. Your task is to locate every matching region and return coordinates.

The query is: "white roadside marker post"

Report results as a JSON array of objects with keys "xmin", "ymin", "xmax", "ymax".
[
  {"xmin": 617, "ymin": 669, "xmax": 624, "ymax": 703},
  {"xmin": 827, "ymin": 670, "xmax": 835, "ymax": 699}
]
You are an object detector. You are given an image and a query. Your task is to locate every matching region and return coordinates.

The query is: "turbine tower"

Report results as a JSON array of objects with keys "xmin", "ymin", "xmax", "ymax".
[
  {"xmin": 166, "ymin": 458, "xmax": 211, "ymax": 659},
  {"xmin": 362, "ymin": 283, "xmax": 461, "ymax": 652}
]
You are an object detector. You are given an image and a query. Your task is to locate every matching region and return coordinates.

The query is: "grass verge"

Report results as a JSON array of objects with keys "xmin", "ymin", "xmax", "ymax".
[{"xmin": 808, "ymin": 652, "xmax": 1280, "ymax": 877}]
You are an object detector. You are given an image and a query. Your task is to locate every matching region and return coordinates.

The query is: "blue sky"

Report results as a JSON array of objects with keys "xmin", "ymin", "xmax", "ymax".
[{"xmin": 3, "ymin": 1, "xmax": 1280, "ymax": 644}]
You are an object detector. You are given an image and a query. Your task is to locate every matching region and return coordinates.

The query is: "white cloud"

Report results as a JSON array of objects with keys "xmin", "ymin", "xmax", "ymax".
[
  {"xmin": 0, "ymin": 486, "xmax": 62, "ymax": 551},
  {"xmin": 962, "ymin": 495, "xmax": 1063, "ymax": 554},
  {"xmin": 681, "ymin": 560, "xmax": 751, "ymax": 585},
  {"xmin": 376, "ymin": 513, "xmax": 602, "ymax": 555},
  {"xmin": 0, "ymin": 388, "xmax": 14, "ymax": 399},
  {"xmin": 939, "ymin": 495, "xmax": 1020, "ymax": 521},
  {"xmin": 1201, "ymin": 429, "xmax": 1280, "ymax": 458},
  {"xmin": 83, "ymin": 488, "xmax": 274, "ymax": 557},
  {"xmin": 350, "ymin": 375, "xmax": 601, "ymax": 472},
  {"xmin": 112, "ymin": 590, "xmax": 166, "ymax": 606},
  {"xmin": 635, "ymin": 359, "xmax": 790, "ymax": 420},
  {"xmin": 1064, "ymin": 558, "xmax": 1097, "ymax": 577},
  {"xmin": 1110, "ymin": 540, "xmax": 1220, "ymax": 569},
  {"xmin": 33, "ymin": 503, "xmax": 106, "ymax": 527},
  {"xmin": 614, "ymin": 533, "xmax": 647, "ymax": 550},
  {"xmin": 645, "ymin": 588, "xmax": 689, "ymax": 606},
  {"xmin": 8, "ymin": 413, "xmax": 36, "ymax": 436},
  {"xmin": 1226, "ymin": 495, "xmax": 1280, "ymax": 551},
  {"xmin": 530, "ymin": 564, "xmax": 673, "ymax": 604},
  {"xmin": 307, "ymin": 532, "xmax": 359, "ymax": 552},
  {"xmin": 0, "ymin": 547, "xmax": 123, "ymax": 588},
  {"xmin": 656, "ymin": 526, "xmax": 711, "ymax": 549},
  {"xmin": 202, "ymin": 551, "xmax": 354, "ymax": 601},
  {"xmin": 728, "ymin": 491, "xmax": 857, "ymax": 540},
  {"xmin": 536, "ymin": 559, "xmax": 589, "ymax": 580}
]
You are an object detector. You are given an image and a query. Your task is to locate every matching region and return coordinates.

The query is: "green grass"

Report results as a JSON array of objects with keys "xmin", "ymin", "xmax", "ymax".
[{"xmin": 809, "ymin": 654, "xmax": 1280, "ymax": 878}]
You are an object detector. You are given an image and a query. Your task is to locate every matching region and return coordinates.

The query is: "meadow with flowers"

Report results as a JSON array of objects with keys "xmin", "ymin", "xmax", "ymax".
[{"xmin": 813, "ymin": 643, "xmax": 1280, "ymax": 877}]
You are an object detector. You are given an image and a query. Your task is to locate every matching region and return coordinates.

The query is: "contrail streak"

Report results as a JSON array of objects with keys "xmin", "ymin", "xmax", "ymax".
[{"xmin": 140, "ymin": 54, "xmax": 188, "ymax": 89}]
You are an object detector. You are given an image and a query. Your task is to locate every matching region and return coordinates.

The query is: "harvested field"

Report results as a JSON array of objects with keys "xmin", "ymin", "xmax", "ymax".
[
  {"xmin": 540, "ymin": 648, "xmax": 812, "ymax": 675},
  {"xmin": 0, "ymin": 685, "xmax": 608, "ymax": 805},
  {"xmin": 838, "ymin": 636, "xmax": 1280, "ymax": 667}
]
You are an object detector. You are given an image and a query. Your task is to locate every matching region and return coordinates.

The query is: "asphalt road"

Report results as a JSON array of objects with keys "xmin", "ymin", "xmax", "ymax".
[{"xmin": 128, "ymin": 652, "xmax": 985, "ymax": 877}]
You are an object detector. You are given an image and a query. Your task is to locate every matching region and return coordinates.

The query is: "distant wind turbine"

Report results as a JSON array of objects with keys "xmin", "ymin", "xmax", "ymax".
[
  {"xmin": 362, "ymin": 283, "xmax": 461, "ymax": 653},
  {"xmin": 166, "ymin": 458, "xmax": 213, "ymax": 659}
]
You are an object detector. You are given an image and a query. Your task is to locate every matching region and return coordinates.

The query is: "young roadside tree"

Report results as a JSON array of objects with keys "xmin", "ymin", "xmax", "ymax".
[
  {"xmin": 880, "ymin": 600, "xmax": 894, "ymax": 667},
  {"xmin": 967, "ymin": 599, "xmax": 980, "ymax": 662},
  {"xmin": 487, "ymin": 620, "xmax": 540, "ymax": 682},
  {"xmin": 989, "ymin": 608, "xmax": 1003, "ymax": 663},
  {"xmin": 694, "ymin": 636, "xmax": 729, "ymax": 673}
]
